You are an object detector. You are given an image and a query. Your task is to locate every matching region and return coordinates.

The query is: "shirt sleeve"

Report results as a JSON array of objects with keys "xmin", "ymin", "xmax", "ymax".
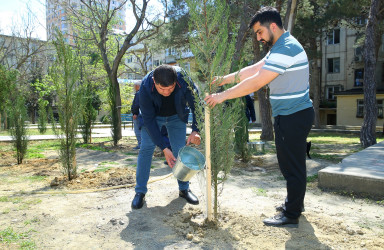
[{"xmin": 262, "ymin": 45, "xmax": 295, "ymax": 74}]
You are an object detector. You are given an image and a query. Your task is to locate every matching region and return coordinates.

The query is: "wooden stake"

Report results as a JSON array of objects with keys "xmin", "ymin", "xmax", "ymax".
[{"xmin": 205, "ymin": 97, "xmax": 213, "ymax": 221}]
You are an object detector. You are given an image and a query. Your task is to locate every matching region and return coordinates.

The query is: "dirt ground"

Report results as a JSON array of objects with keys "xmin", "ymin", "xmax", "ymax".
[{"xmin": 0, "ymin": 139, "xmax": 384, "ymax": 249}]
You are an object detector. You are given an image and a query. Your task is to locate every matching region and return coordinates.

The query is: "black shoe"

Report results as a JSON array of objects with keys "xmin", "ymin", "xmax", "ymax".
[
  {"xmin": 275, "ymin": 203, "xmax": 305, "ymax": 212},
  {"xmin": 179, "ymin": 189, "xmax": 199, "ymax": 205},
  {"xmin": 263, "ymin": 212, "xmax": 299, "ymax": 227},
  {"xmin": 131, "ymin": 193, "xmax": 145, "ymax": 209}
]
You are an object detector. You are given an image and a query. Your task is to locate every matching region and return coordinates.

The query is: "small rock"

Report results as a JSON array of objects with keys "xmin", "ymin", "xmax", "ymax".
[
  {"xmin": 346, "ymin": 228, "xmax": 355, "ymax": 235},
  {"xmin": 252, "ymin": 232, "xmax": 259, "ymax": 236},
  {"xmin": 50, "ymin": 177, "xmax": 60, "ymax": 186},
  {"xmin": 96, "ymin": 224, "xmax": 102, "ymax": 229},
  {"xmin": 110, "ymin": 218, "xmax": 117, "ymax": 225},
  {"xmin": 192, "ymin": 237, "xmax": 201, "ymax": 243},
  {"xmin": 97, "ymin": 205, "xmax": 103, "ymax": 210},
  {"xmin": 357, "ymin": 229, "xmax": 364, "ymax": 235},
  {"xmin": 186, "ymin": 234, "xmax": 193, "ymax": 240},
  {"xmin": 11, "ymin": 219, "xmax": 18, "ymax": 223},
  {"xmin": 119, "ymin": 220, "xmax": 125, "ymax": 225},
  {"xmin": 233, "ymin": 235, "xmax": 241, "ymax": 241},
  {"xmin": 361, "ymin": 242, "xmax": 366, "ymax": 247}
]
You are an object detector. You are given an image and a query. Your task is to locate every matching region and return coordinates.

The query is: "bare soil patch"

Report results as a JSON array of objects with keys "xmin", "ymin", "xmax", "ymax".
[{"xmin": 0, "ymin": 140, "xmax": 383, "ymax": 249}]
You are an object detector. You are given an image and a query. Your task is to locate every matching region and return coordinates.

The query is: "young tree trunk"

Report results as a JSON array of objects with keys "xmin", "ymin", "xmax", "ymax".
[{"xmin": 360, "ymin": 0, "xmax": 379, "ymax": 148}]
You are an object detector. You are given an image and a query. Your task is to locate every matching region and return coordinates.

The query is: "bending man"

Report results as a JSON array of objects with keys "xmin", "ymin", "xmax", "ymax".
[{"xmin": 132, "ymin": 65, "xmax": 201, "ymax": 209}]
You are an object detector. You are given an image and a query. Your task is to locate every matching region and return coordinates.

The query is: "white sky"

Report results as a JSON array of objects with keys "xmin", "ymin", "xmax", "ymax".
[
  {"xmin": 0, "ymin": 0, "xmax": 46, "ymax": 40},
  {"xmin": 0, "ymin": 0, "xmax": 165, "ymax": 41}
]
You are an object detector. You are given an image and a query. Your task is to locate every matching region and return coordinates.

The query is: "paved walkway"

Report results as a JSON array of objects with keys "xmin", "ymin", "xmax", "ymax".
[
  {"xmin": 319, "ymin": 140, "xmax": 384, "ymax": 196},
  {"xmin": 0, "ymin": 126, "xmax": 198, "ymax": 142}
]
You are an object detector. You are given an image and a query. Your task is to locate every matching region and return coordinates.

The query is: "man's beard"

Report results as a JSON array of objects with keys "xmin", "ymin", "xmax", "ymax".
[{"xmin": 260, "ymin": 29, "xmax": 274, "ymax": 49}]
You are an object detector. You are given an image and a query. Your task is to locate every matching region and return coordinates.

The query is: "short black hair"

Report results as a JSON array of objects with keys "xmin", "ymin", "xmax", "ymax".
[
  {"xmin": 248, "ymin": 6, "xmax": 283, "ymax": 30},
  {"xmin": 153, "ymin": 65, "xmax": 177, "ymax": 87}
]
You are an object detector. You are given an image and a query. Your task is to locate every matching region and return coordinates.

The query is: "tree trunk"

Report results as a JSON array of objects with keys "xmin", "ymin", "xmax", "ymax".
[
  {"xmin": 4, "ymin": 112, "xmax": 7, "ymax": 130},
  {"xmin": 110, "ymin": 75, "xmax": 122, "ymax": 140},
  {"xmin": 309, "ymin": 37, "xmax": 321, "ymax": 128},
  {"xmin": 230, "ymin": 0, "xmax": 249, "ymax": 72},
  {"xmin": 360, "ymin": 0, "xmax": 379, "ymax": 148},
  {"xmin": 257, "ymin": 87, "xmax": 274, "ymax": 141},
  {"xmin": 231, "ymin": 0, "xmax": 252, "ymax": 160},
  {"xmin": 31, "ymin": 107, "xmax": 36, "ymax": 124},
  {"xmin": 253, "ymin": 35, "xmax": 274, "ymax": 141},
  {"xmin": 284, "ymin": 0, "xmax": 298, "ymax": 32}
]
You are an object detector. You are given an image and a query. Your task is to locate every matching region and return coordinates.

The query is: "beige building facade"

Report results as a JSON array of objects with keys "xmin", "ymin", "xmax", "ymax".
[{"xmin": 321, "ymin": 25, "xmax": 384, "ymax": 127}]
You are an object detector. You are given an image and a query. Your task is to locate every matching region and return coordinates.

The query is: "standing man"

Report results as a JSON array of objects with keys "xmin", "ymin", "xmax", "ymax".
[
  {"xmin": 131, "ymin": 81, "xmax": 143, "ymax": 150},
  {"xmin": 205, "ymin": 6, "xmax": 314, "ymax": 226},
  {"xmin": 131, "ymin": 65, "xmax": 201, "ymax": 209}
]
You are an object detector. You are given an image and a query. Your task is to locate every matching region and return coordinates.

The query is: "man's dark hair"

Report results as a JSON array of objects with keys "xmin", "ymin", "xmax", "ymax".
[
  {"xmin": 248, "ymin": 6, "xmax": 283, "ymax": 29},
  {"xmin": 153, "ymin": 65, "xmax": 177, "ymax": 87}
]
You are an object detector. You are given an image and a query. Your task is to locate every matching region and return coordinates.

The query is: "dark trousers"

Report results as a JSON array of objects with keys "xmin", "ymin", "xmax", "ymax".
[{"xmin": 274, "ymin": 107, "xmax": 314, "ymax": 219}]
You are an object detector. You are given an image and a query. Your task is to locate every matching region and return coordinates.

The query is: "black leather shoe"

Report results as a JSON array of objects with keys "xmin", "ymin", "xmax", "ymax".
[
  {"xmin": 263, "ymin": 212, "xmax": 299, "ymax": 227},
  {"xmin": 131, "ymin": 193, "xmax": 145, "ymax": 209},
  {"xmin": 275, "ymin": 203, "xmax": 305, "ymax": 212},
  {"xmin": 179, "ymin": 189, "xmax": 199, "ymax": 205}
]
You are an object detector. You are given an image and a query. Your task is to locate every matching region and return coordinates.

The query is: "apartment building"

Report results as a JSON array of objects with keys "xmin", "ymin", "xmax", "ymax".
[
  {"xmin": 125, "ymin": 44, "xmax": 194, "ymax": 82},
  {"xmin": 321, "ymin": 26, "xmax": 384, "ymax": 126},
  {"xmin": 46, "ymin": 0, "xmax": 126, "ymax": 44}
]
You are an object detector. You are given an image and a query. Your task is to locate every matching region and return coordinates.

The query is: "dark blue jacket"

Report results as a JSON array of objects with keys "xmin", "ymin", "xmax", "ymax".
[{"xmin": 139, "ymin": 66, "xmax": 199, "ymax": 150}]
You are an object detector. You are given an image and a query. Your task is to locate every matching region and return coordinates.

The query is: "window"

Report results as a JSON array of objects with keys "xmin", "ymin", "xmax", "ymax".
[
  {"xmin": 154, "ymin": 60, "xmax": 161, "ymax": 66},
  {"xmin": 326, "ymin": 85, "xmax": 342, "ymax": 100},
  {"xmin": 171, "ymin": 47, "xmax": 177, "ymax": 56},
  {"xmin": 355, "ymin": 17, "xmax": 367, "ymax": 26},
  {"xmin": 356, "ymin": 99, "xmax": 384, "ymax": 118},
  {"xmin": 127, "ymin": 56, "xmax": 133, "ymax": 63},
  {"xmin": 354, "ymin": 69, "xmax": 364, "ymax": 87},
  {"xmin": 327, "ymin": 29, "xmax": 340, "ymax": 45},
  {"xmin": 327, "ymin": 58, "xmax": 340, "ymax": 73}
]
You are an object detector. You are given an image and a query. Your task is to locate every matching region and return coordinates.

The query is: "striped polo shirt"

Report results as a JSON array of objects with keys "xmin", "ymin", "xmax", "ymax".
[{"xmin": 262, "ymin": 31, "xmax": 313, "ymax": 117}]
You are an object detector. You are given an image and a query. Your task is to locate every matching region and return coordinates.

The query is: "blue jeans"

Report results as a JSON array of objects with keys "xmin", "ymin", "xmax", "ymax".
[
  {"xmin": 133, "ymin": 118, "xmax": 141, "ymax": 147},
  {"xmin": 135, "ymin": 114, "xmax": 189, "ymax": 194}
]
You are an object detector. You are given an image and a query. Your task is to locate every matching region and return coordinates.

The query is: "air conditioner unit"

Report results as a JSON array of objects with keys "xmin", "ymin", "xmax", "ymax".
[{"xmin": 354, "ymin": 55, "xmax": 363, "ymax": 62}]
